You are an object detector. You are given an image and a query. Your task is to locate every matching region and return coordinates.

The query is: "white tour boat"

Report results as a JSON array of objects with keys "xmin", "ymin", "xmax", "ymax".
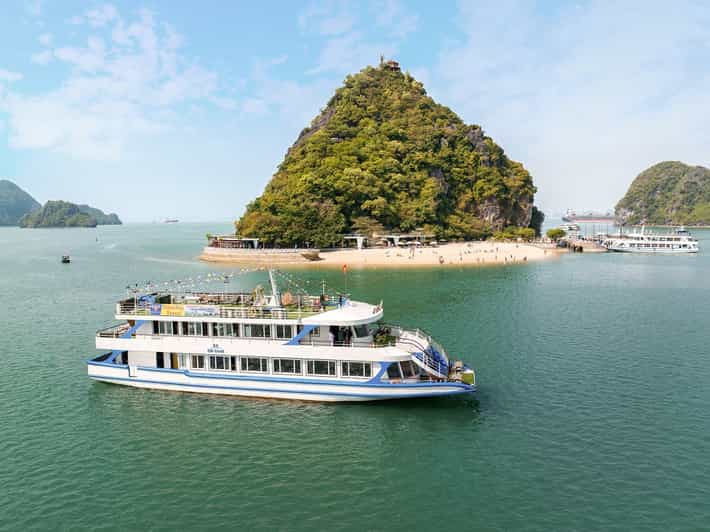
[
  {"xmin": 602, "ymin": 226, "xmax": 699, "ymax": 254},
  {"xmin": 88, "ymin": 270, "xmax": 476, "ymax": 402}
]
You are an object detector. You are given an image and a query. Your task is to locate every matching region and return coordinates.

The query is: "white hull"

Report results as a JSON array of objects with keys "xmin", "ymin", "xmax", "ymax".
[
  {"xmin": 607, "ymin": 247, "xmax": 698, "ymax": 254},
  {"xmin": 88, "ymin": 361, "xmax": 474, "ymax": 402}
]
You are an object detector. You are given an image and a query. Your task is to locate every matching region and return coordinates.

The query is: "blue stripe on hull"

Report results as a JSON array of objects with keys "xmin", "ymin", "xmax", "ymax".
[
  {"xmin": 87, "ymin": 359, "xmax": 476, "ymax": 391},
  {"xmin": 89, "ymin": 374, "xmax": 472, "ymax": 401}
]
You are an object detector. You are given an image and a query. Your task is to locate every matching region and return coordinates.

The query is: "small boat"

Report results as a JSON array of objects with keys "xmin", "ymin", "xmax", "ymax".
[
  {"xmin": 163, "ymin": 219, "xmax": 179, "ymax": 224},
  {"xmin": 61, "ymin": 255, "xmax": 71, "ymax": 264},
  {"xmin": 89, "ymin": 269, "xmax": 476, "ymax": 402}
]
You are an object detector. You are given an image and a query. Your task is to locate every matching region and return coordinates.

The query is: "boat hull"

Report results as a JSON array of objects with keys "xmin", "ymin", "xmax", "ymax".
[
  {"xmin": 607, "ymin": 247, "xmax": 698, "ymax": 254},
  {"xmin": 87, "ymin": 360, "xmax": 475, "ymax": 402}
]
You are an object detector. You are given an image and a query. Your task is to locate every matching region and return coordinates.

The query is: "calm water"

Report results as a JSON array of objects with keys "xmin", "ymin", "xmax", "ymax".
[{"xmin": 1, "ymin": 223, "xmax": 709, "ymax": 531}]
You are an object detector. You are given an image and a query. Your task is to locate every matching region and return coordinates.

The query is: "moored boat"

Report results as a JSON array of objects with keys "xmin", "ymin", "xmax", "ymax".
[
  {"xmin": 88, "ymin": 270, "xmax": 476, "ymax": 402},
  {"xmin": 601, "ymin": 226, "xmax": 699, "ymax": 253}
]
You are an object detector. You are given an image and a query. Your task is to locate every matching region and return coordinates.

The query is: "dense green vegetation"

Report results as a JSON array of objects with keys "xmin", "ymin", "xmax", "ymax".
[
  {"xmin": 77, "ymin": 204, "xmax": 122, "ymax": 225},
  {"xmin": 19, "ymin": 200, "xmax": 97, "ymax": 228},
  {"xmin": 236, "ymin": 63, "xmax": 540, "ymax": 247},
  {"xmin": 616, "ymin": 161, "xmax": 710, "ymax": 225},
  {"xmin": 0, "ymin": 180, "xmax": 40, "ymax": 225},
  {"xmin": 546, "ymin": 228, "xmax": 566, "ymax": 241}
]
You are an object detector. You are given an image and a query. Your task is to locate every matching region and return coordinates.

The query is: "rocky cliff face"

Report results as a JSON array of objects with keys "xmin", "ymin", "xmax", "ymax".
[
  {"xmin": 616, "ymin": 161, "xmax": 710, "ymax": 225},
  {"xmin": 237, "ymin": 63, "xmax": 539, "ymax": 246}
]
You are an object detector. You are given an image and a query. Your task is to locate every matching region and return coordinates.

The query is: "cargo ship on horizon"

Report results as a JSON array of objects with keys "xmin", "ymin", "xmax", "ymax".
[{"xmin": 562, "ymin": 209, "xmax": 618, "ymax": 224}]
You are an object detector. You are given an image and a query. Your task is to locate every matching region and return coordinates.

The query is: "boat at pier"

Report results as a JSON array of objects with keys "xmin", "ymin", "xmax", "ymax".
[
  {"xmin": 602, "ymin": 226, "xmax": 699, "ymax": 253},
  {"xmin": 88, "ymin": 270, "xmax": 476, "ymax": 402}
]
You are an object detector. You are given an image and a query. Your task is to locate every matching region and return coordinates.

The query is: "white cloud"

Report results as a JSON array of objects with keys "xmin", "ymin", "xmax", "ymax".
[
  {"xmin": 0, "ymin": 69, "xmax": 23, "ymax": 83},
  {"xmin": 31, "ymin": 50, "xmax": 52, "ymax": 65},
  {"xmin": 54, "ymin": 37, "xmax": 107, "ymax": 72},
  {"xmin": 429, "ymin": 1, "xmax": 710, "ymax": 213},
  {"xmin": 86, "ymin": 4, "xmax": 118, "ymax": 27},
  {"xmin": 242, "ymin": 98, "xmax": 269, "ymax": 115},
  {"xmin": 318, "ymin": 14, "xmax": 356, "ymax": 36},
  {"xmin": 38, "ymin": 33, "xmax": 52, "ymax": 45},
  {"xmin": 297, "ymin": 1, "xmax": 414, "ymax": 76},
  {"xmin": 374, "ymin": 0, "xmax": 418, "ymax": 38},
  {"xmin": 0, "ymin": 7, "xmax": 228, "ymax": 161},
  {"xmin": 307, "ymin": 32, "xmax": 395, "ymax": 75}
]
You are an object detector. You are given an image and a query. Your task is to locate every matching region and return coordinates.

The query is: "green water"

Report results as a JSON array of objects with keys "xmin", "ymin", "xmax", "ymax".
[{"xmin": 1, "ymin": 223, "xmax": 709, "ymax": 531}]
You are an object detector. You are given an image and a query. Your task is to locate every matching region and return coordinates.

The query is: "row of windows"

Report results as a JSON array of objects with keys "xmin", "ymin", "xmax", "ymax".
[
  {"xmin": 153, "ymin": 321, "xmax": 300, "ymax": 339},
  {"xmin": 168, "ymin": 353, "xmax": 373, "ymax": 378},
  {"xmin": 627, "ymin": 243, "xmax": 689, "ymax": 249}
]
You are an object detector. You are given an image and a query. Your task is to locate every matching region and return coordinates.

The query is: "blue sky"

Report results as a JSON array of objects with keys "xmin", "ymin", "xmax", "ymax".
[{"xmin": 1, "ymin": 1, "xmax": 709, "ymax": 221}]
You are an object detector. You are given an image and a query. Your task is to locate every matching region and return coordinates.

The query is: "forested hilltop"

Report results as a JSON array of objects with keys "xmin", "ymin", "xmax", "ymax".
[
  {"xmin": 616, "ymin": 161, "xmax": 710, "ymax": 225},
  {"xmin": 236, "ymin": 61, "xmax": 542, "ymax": 247},
  {"xmin": 19, "ymin": 200, "xmax": 122, "ymax": 228},
  {"xmin": 0, "ymin": 180, "xmax": 40, "ymax": 225}
]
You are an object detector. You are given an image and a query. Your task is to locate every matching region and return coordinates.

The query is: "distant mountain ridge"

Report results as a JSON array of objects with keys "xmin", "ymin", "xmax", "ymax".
[
  {"xmin": 616, "ymin": 161, "xmax": 710, "ymax": 225},
  {"xmin": 0, "ymin": 180, "xmax": 40, "ymax": 225}
]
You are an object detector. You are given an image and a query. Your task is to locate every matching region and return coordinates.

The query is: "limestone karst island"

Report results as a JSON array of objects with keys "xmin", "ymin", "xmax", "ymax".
[
  {"xmin": 0, "ymin": 180, "xmax": 122, "ymax": 228},
  {"xmin": 202, "ymin": 60, "xmax": 547, "ymax": 267}
]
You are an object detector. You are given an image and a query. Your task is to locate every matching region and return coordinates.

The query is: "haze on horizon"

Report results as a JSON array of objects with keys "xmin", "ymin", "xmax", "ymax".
[{"xmin": 0, "ymin": 1, "xmax": 708, "ymax": 222}]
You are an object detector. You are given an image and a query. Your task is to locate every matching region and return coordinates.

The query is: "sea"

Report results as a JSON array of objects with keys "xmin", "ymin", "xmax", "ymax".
[{"xmin": 1, "ymin": 222, "xmax": 709, "ymax": 531}]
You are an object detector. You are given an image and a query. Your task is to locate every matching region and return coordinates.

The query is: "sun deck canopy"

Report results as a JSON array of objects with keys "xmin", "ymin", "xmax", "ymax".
[{"xmin": 301, "ymin": 300, "xmax": 383, "ymax": 326}]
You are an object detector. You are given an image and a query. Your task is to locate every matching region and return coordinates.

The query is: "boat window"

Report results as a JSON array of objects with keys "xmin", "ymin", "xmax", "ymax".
[
  {"xmin": 158, "ymin": 321, "xmax": 173, "ymax": 335},
  {"xmin": 276, "ymin": 324, "xmax": 293, "ymax": 339},
  {"xmin": 191, "ymin": 355, "xmax": 205, "ymax": 369},
  {"xmin": 307, "ymin": 360, "xmax": 336, "ymax": 376},
  {"xmin": 241, "ymin": 357, "xmax": 268, "ymax": 372},
  {"xmin": 353, "ymin": 324, "xmax": 370, "ymax": 338},
  {"xmin": 156, "ymin": 352, "xmax": 164, "ymax": 368},
  {"xmin": 179, "ymin": 354, "xmax": 190, "ymax": 368},
  {"xmin": 400, "ymin": 360, "xmax": 417, "ymax": 378},
  {"xmin": 209, "ymin": 355, "xmax": 230, "ymax": 371},
  {"xmin": 342, "ymin": 361, "xmax": 372, "ymax": 378},
  {"xmin": 213, "ymin": 323, "xmax": 239, "ymax": 337},
  {"xmin": 273, "ymin": 359, "xmax": 302, "ymax": 374},
  {"xmin": 244, "ymin": 324, "xmax": 271, "ymax": 338},
  {"xmin": 182, "ymin": 322, "xmax": 203, "ymax": 336},
  {"xmin": 386, "ymin": 363, "xmax": 402, "ymax": 380}
]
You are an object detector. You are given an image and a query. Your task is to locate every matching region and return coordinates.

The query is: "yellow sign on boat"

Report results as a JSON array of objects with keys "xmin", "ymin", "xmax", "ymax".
[{"xmin": 160, "ymin": 304, "xmax": 185, "ymax": 317}]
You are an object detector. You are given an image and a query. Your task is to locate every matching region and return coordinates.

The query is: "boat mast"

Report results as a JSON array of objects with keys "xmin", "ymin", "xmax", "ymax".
[{"xmin": 268, "ymin": 269, "xmax": 281, "ymax": 307}]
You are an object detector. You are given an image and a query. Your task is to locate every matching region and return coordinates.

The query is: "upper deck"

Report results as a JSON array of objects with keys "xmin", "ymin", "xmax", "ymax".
[{"xmin": 116, "ymin": 291, "xmax": 384, "ymax": 326}]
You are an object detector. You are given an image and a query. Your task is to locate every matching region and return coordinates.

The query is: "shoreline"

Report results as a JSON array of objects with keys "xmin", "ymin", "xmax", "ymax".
[{"xmin": 200, "ymin": 242, "xmax": 561, "ymax": 268}]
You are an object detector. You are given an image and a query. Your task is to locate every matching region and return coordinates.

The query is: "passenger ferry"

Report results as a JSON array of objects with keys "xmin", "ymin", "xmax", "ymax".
[
  {"xmin": 602, "ymin": 226, "xmax": 699, "ymax": 253},
  {"xmin": 88, "ymin": 270, "xmax": 476, "ymax": 402}
]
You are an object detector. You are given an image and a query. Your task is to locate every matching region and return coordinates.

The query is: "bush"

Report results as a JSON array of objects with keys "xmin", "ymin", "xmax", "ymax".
[{"xmin": 546, "ymin": 228, "xmax": 566, "ymax": 241}]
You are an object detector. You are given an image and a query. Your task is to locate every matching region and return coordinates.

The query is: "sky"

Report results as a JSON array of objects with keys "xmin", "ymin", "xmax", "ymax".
[{"xmin": 0, "ymin": 1, "xmax": 709, "ymax": 222}]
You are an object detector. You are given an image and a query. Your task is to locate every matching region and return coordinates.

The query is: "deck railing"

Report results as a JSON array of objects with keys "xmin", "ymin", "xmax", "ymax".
[
  {"xmin": 116, "ymin": 295, "xmax": 341, "ymax": 320},
  {"xmin": 96, "ymin": 323, "xmax": 132, "ymax": 338}
]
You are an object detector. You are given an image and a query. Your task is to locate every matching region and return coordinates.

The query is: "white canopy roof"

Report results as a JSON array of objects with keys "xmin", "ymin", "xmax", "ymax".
[{"xmin": 301, "ymin": 300, "xmax": 383, "ymax": 326}]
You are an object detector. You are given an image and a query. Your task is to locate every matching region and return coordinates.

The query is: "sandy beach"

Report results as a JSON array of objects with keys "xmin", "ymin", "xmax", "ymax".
[
  {"xmin": 317, "ymin": 242, "xmax": 554, "ymax": 268},
  {"xmin": 201, "ymin": 241, "xmax": 558, "ymax": 267}
]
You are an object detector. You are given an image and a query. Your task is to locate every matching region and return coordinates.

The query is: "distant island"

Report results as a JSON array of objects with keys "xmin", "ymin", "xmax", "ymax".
[
  {"xmin": 0, "ymin": 179, "xmax": 40, "ymax": 225},
  {"xmin": 76, "ymin": 204, "xmax": 122, "ymax": 225},
  {"xmin": 19, "ymin": 200, "xmax": 122, "ymax": 228},
  {"xmin": 616, "ymin": 161, "xmax": 710, "ymax": 225},
  {"xmin": 236, "ymin": 59, "xmax": 543, "ymax": 247}
]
